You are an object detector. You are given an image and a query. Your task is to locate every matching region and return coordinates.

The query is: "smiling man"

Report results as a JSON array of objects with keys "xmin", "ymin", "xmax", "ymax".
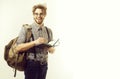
[
  {"xmin": 16, "ymin": 4, "xmax": 55, "ymax": 79},
  {"xmin": 33, "ymin": 5, "xmax": 46, "ymax": 25}
]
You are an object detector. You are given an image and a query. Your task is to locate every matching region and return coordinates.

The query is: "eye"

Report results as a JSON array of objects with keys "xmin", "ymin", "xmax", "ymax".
[
  {"xmin": 34, "ymin": 13, "xmax": 44, "ymax": 16},
  {"xmin": 34, "ymin": 13, "xmax": 39, "ymax": 15}
]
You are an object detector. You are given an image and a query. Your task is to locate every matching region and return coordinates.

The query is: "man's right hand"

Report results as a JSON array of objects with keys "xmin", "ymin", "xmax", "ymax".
[{"xmin": 34, "ymin": 37, "xmax": 47, "ymax": 46}]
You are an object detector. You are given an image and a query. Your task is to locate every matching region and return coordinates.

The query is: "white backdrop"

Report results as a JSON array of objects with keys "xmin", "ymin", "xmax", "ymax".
[
  {"xmin": 0, "ymin": 0, "xmax": 73, "ymax": 79},
  {"xmin": 1, "ymin": 0, "xmax": 120, "ymax": 79}
]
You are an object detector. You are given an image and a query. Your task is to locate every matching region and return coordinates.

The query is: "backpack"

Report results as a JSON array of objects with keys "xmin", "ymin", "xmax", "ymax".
[{"xmin": 4, "ymin": 24, "xmax": 32, "ymax": 77}]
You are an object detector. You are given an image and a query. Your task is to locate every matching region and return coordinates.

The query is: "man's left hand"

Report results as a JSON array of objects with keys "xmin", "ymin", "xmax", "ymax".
[{"xmin": 48, "ymin": 47, "xmax": 55, "ymax": 54}]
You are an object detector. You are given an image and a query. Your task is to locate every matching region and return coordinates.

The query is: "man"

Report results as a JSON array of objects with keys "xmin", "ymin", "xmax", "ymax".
[{"xmin": 15, "ymin": 4, "xmax": 55, "ymax": 79}]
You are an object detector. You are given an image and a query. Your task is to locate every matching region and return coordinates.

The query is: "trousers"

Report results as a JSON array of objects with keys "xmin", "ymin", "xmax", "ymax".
[{"xmin": 24, "ymin": 60, "xmax": 48, "ymax": 79}]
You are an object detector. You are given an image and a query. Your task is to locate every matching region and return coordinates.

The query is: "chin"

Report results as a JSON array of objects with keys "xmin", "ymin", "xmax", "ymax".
[{"xmin": 36, "ymin": 21, "xmax": 42, "ymax": 24}]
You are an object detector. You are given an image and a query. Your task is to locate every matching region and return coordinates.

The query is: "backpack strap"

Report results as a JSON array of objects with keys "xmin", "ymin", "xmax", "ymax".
[
  {"xmin": 14, "ymin": 24, "xmax": 32, "ymax": 77},
  {"xmin": 23, "ymin": 24, "xmax": 32, "ymax": 42}
]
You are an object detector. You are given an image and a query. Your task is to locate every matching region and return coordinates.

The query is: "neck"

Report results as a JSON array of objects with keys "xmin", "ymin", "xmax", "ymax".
[{"xmin": 34, "ymin": 21, "xmax": 44, "ymax": 28}]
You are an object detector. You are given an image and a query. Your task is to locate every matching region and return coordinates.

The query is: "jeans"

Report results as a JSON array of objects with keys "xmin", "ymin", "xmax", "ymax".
[{"xmin": 24, "ymin": 60, "xmax": 48, "ymax": 79}]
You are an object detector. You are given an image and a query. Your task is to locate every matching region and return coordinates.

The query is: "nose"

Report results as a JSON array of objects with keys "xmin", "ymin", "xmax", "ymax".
[
  {"xmin": 37, "ymin": 13, "xmax": 40, "ymax": 16},
  {"xmin": 37, "ymin": 14, "xmax": 41, "ymax": 18}
]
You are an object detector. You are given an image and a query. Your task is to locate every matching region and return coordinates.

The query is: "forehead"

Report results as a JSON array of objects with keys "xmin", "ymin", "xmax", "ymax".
[{"xmin": 34, "ymin": 8, "xmax": 43, "ymax": 13}]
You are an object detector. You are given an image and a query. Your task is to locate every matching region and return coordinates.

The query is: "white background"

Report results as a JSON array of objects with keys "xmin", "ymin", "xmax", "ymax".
[
  {"xmin": 0, "ymin": 0, "xmax": 73, "ymax": 79},
  {"xmin": 1, "ymin": 0, "xmax": 120, "ymax": 79}
]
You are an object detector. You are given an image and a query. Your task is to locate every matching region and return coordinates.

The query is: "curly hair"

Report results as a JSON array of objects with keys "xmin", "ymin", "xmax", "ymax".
[{"xmin": 32, "ymin": 4, "xmax": 47, "ymax": 15}]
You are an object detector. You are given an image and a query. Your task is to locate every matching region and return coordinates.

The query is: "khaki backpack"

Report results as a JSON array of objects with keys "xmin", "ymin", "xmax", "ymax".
[{"xmin": 4, "ymin": 24, "xmax": 32, "ymax": 77}]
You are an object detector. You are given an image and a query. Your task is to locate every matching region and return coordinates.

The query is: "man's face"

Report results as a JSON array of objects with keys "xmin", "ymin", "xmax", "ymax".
[{"xmin": 33, "ymin": 8, "xmax": 46, "ymax": 25}]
